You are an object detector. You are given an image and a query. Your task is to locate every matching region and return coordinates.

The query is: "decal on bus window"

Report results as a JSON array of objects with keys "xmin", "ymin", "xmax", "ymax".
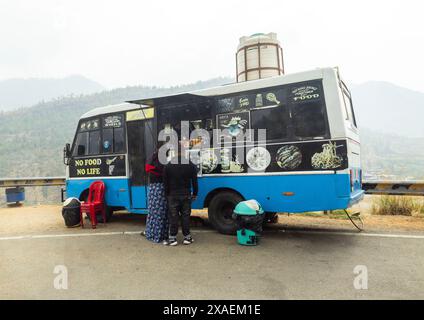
[
  {"xmin": 216, "ymin": 111, "xmax": 251, "ymax": 140},
  {"xmin": 126, "ymin": 108, "xmax": 154, "ymax": 122},
  {"xmin": 216, "ymin": 97, "xmax": 236, "ymax": 113},
  {"xmin": 246, "ymin": 147, "xmax": 271, "ymax": 171},
  {"xmin": 69, "ymin": 155, "xmax": 126, "ymax": 178},
  {"xmin": 216, "ymin": 89, "xmax": 284, "ymax": 113},
  {"xmin": 255, "ymin": 94, "xmax": 263, "ymax": 107},
  {"xmin": 198, "ymin": 140, "xmax": 347, "ymax": 174},
  {"xmin": 265, "ymin": 92, "xmax": 280, "ymax": 105},
  {"xmin": 311, "ymin": 141, "xmax": 343, "ymax": 169},
  {"xmin": 275, "ymin": 145, "xmax": 302, "ymax": 169},
  {"xmin": 200, "ymin": 149, "xmax": 218, "ymax": 174},
  {"xmin": 80, "ymin": 119, "xmax": 99, "ymax": 131},
  {"xmin": 103, "ymin": 115, "xmax": 122, "ymax": 128},
  {"xmin": 238, "ymin": 97, "xmax": 250, "ymax": 108},
  {"xmin": 291, "ymin": 85, "xmax": 320, "ymax": 102}
]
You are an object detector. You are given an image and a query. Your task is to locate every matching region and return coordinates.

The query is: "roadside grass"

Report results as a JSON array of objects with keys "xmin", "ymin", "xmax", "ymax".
[{"xmin": 372, "ymin": 196, "xmax": 424, "ymax": 217}]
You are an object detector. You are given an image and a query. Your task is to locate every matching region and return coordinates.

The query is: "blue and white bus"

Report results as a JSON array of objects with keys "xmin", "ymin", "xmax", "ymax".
[{"xmin": 64, "ymin": 67, "xmax": 364, "ymax": 234}]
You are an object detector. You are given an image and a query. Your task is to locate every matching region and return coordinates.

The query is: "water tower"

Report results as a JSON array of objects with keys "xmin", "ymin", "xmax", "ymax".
[{"xmin": 236, "ymin": 32, "xmax": 284, "ymax": 82}]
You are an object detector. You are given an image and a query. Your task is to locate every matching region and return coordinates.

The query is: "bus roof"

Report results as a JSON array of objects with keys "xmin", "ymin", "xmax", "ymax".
[
  {"xmin": 80, "ymin": 67, "xmax": 338, "ymax": 118},
  {"xmin": 80, "ymin": 102, "xmax": 141, "ymax": 119},
  {"xmin": 129, "ymin": 67, "xmax": 337, "ymax": 107}
]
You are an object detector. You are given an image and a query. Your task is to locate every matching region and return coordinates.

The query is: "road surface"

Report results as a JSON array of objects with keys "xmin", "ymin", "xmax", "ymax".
[{"xmin": 0, "ymin": 206, "xmax": 424, "ymax": 299}]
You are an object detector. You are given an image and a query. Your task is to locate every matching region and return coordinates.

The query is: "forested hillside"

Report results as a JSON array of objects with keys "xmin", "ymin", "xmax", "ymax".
[{"xmin": 0, "ymin": 77, "xmax": 232, "ymax": 179}]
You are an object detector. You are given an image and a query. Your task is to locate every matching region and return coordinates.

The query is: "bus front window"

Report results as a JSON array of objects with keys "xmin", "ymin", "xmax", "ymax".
[
  {"xmin": 73, "ymin": 131, "xmax": 89, "ymax": 156},
  {"xmin": 89, "ymin": 130, "xmax": 100, "ymax": 154},
  {"xmin": 101, "ymin": 114, "xmax": 126, "ymax": 154}
]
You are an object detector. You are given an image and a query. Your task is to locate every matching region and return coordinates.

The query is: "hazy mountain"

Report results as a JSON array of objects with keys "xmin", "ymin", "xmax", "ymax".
[
  {"xmin": 351, "ymin": 81, "xmax": 424, "ymax": 138},
  {"xmin": 360, "ymin": 127, "xmax": 424, "ymax": 180},
  {"xmin": 0, "ymin": 75, "xmax": 106, "ymax": 111},
  {"xmin": 0, "ymin": 77, "xmax": 233, "ymax": 179}
]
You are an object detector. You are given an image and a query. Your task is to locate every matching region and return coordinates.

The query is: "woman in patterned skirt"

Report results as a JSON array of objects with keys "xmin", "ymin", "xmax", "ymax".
[{"xmin": 143, "ymin": 150, "xmax": 169, "ymax": 244}]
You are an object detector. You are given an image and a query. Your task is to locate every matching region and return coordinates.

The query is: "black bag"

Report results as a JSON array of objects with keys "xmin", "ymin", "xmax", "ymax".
[{"xmin": 62, "ymin": 197, "xmax": 81, "ymax": 227}]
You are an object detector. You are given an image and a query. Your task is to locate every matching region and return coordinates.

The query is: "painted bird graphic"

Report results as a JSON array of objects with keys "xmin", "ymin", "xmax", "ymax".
[{"xmin": 221, "ymin": 117, "xmax": 248, "ymax": 137}]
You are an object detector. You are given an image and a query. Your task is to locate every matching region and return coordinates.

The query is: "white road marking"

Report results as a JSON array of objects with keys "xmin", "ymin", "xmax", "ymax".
[
  {"xmin": 289, "ymin": 230, "xmax": 424, "ymax": 239},
  {"xmin": 0, "ymin": 229, "xmax": 424, "ymax": 241},
  {"xmin": 0, "ymin": 229, "xmax": 215, "ymax": 241}
]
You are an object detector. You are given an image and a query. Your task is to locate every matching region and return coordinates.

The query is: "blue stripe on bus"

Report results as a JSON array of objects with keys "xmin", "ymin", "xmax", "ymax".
[
  {"xmin": 66, "ymin": 178, "xmax": 131, "ymax": 208},
  {"xmin": 66, "ymin": 173, "xmax": 364, "ymax": 214},
  {"xmin": 194, "ymin": 173, "xmax": 363, "ymax": 213}
]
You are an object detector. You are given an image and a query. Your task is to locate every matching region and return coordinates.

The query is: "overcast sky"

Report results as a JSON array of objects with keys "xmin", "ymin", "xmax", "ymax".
[{"xmin": 0, "ymin": 0, "xmax": 423, "ymax": 91}]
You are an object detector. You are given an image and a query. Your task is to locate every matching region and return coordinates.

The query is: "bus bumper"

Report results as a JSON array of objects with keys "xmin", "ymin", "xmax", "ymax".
[{"xmin": 348, "ymin": 189, "xmax": 365, "ymax": 207}]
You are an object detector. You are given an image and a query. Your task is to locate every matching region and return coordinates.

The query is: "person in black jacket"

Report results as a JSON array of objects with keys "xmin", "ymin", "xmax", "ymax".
[{"xmin": 164, "ymin": 147, "xmax": 198, "ymax": 246}]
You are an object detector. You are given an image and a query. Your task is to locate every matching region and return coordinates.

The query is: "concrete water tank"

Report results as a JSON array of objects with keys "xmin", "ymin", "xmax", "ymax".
[{"xmin": 236, "ymin": 32, "xmax": 284, "ymax": 82}]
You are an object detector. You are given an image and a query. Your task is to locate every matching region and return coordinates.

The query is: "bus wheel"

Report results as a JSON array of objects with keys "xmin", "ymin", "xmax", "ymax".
[{"xmin": 208, "ymin": 191, "xmax": 243, "ymax": 235}]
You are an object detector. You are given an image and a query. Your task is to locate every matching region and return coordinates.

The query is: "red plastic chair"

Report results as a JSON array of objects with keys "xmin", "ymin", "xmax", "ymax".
[{"xmin": 80, "ymin": 181, "xmax": 106, "ymax": 229}]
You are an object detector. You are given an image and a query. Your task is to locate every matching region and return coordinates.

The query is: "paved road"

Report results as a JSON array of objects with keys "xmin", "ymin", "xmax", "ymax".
[{"xmin": 1, "ymin": 211, "xmax": 424, "ymax": 299}]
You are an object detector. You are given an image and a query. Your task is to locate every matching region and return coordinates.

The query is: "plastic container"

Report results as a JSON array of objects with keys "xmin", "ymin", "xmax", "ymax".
[
  {"xmin": 5, "ymin": 187, "xmax": 25, "ymax": 203},
  {"xmin": 236, "ymin": 32, "xmax": 284, "ymax": 82},
  {"xmin": 233, "ymin": 200, "xmax": 265, "ymax": 246}
]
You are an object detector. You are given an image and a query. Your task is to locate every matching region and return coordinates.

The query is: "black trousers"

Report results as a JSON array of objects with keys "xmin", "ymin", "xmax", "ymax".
[{"xmin": 167, "ymin": 195, "xmax": 192, "ymax": 238}]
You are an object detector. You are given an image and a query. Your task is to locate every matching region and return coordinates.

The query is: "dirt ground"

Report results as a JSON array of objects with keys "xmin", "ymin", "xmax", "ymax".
[{"xmin": 1, "ymin": 195, "xmax": 424, "ymax": 235}]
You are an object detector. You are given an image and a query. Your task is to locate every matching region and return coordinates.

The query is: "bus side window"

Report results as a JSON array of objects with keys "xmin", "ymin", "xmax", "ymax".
[
  {"xmin": 251, "ymin": 106, "xmax": 288, "ymax": 141},
  {"xmin": 88, "ymin": 130, "xmax": 100, "ymax": 154},
  {"xmin": 73, "ymin": 131, "xmax": 89, "ymax": 156},
  {"xmin": 114, "ymin": 127, "xmax": 125, "ymax": 153},
  {"xmin": 291, "ymin": 101, "xmax": 327, "ymax": 138}
]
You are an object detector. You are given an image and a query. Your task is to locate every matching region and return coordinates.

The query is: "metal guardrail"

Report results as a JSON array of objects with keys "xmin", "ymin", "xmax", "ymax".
[
  {"xmin": 362, "ymin": 180, "xmax": 424, "ymax": 196},
  {"xmin": 0, "ymin": 177, "xmax": 423, "ymax": 196},
  {"xmin": 0, "ymin": 177, "xmax": 66, "ymax": 188}
]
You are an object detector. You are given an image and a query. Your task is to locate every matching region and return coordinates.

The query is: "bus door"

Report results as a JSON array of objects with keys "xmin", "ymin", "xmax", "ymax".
[{"xmin": 126, "ymin": 119, "xmax": 155, "ymax": 209}]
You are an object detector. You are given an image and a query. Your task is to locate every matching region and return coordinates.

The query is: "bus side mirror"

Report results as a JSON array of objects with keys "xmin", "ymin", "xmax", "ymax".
[{"xmin": 63, "ymin": 143, "xmax": 71, "ymax": 165}]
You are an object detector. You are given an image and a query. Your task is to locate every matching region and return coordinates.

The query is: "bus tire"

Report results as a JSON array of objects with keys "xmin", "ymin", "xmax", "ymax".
[{"xmin": 208, "ymin": 191, "xmax": 243, "ymax": 235}]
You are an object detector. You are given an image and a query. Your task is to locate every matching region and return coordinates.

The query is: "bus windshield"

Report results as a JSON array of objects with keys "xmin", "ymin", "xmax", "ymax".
[{"xmin": 72, "ymin": 114, "xmax": 126, "ymax": 157}]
